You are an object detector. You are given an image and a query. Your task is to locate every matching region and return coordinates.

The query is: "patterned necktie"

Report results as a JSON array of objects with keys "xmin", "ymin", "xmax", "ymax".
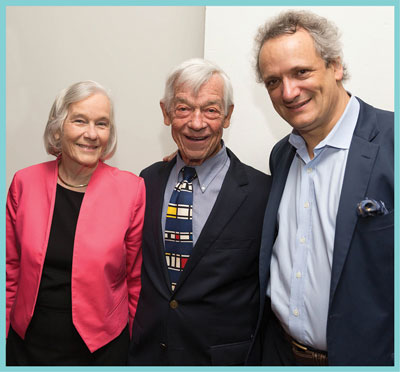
[{"xmin": 164, "ymin": 166, "xmax": 197, "ymax": 291}]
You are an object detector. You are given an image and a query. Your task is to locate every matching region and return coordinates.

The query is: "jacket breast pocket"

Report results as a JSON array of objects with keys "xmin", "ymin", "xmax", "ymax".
[
  {"xmin": 209, "ymin": 339, "xmax": 251, "ymax": 366},
  {"xmin": 353, "ymin": 210, "xmax": 394, "ymax": 265},
  {"xmin": 214, "ymin": 238, "xmax": 254, "ymax": 251},
  {"xmin": 356, "ymin": 210, "xmax": 394, "ymax": 232}
]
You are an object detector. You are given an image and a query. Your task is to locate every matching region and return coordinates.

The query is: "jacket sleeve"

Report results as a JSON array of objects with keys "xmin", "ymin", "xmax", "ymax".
[
  {"xmin": 6, "ymin": 175, "xmax": 20, "ymax": 337},
  {"xmin": 125, "ymin": 177, "xmax": 146, "ymax": 337}
]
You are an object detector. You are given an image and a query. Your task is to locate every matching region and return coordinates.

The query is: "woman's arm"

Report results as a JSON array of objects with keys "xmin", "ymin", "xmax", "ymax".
[
  {"xmin": 6, "ymin": 176, "xmax": 21, "ymax": 337},
  {"xmin": 125, "ymin": 177, "xmax": 146, "ymax": 337}
]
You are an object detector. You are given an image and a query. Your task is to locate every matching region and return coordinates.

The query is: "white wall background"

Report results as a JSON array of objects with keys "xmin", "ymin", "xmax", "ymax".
[
  {"xmin": 6, "ymin": 6, "xmax": 205, "ymax": 187},
  {"xmin": 204, "ymin": 6, "xmax": 394, "ymax": 174},
  {"xmin": 6, "ymin": 6, "xmax": 394, "ymax": 187}
]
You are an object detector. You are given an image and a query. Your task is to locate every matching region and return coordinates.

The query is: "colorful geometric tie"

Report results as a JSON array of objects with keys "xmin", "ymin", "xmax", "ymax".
[{"xmin": 164, "ymin": 166, "xmax": 197, "ymax": 291}]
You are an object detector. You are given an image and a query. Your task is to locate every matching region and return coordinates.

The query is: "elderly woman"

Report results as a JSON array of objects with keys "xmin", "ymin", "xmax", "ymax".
[{"xmin": 6, "ymin": 81, "xmax": 145, "ymax": 365}]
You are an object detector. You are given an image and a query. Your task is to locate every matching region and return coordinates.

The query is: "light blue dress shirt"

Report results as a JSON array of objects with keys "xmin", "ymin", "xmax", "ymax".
[
  {"xmin": 162, "ymin": 143, "xmax": 230, "ymax": 246},
  {"xmin": 268, "ymin": 95, "xmax": 360, "ymax": 350}
]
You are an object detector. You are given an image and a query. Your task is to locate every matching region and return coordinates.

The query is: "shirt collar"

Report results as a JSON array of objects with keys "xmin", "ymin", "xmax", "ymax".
[
  {"xmin": 289, "ymin": 94, "xmax": 360, "ymax": 154},
  {"xmin": 175, "ymin": 141, "xmax": 229, "ymax": 193}
]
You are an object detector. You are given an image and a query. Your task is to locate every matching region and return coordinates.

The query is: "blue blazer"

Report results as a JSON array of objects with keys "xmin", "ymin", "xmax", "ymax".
[
  {"xmin": 128, "ymin": 148, "xmax": 271, "ymax": 365},
  {"xmin": 255, "ymin": 97, "xmax": 394, "ymax": 365}
]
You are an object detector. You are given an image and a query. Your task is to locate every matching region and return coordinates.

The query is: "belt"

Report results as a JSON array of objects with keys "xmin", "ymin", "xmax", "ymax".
[{"xmin": 282, "ymin": 327, "xmax": 329, "ymax": 366}]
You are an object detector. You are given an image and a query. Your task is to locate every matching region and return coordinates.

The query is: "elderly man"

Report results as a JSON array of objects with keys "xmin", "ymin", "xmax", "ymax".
[
  {"xmin": 128, "ymin": 58, "xmax": 271, "ymax": 365},
  {"xmin": 250, "ymin": 10, "xmax": 394, "ymax": 366}
]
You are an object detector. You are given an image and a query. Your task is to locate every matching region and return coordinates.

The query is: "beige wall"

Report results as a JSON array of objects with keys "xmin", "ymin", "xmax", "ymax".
[
  {"xmin": 6, "ymin": 6, "xmax": 205, "ymax": 187},
  {"xmin": 204, "ymin": 6, "xmax": 394, "ymax": 174},
  {"xmin": 6, "ymin": 6, "xmax": 394, "ymax": 186}
]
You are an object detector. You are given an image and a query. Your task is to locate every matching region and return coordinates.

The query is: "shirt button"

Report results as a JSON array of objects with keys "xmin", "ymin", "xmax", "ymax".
[
  {"xmin": 296, "ymin": 271, "xmax": 302, "ymax": 279},
  {"xmin": 201, "ymin": 186, "xmax": 206, "ymax": 192},
  {"xmin": 304, "ymin": 201, "xmax": 310, "ymax": 208},
  {"xmin": 160, "ymin": 343, "xmax": 167, "ymax": 350},
  {"xmin": 293, "ymin": 308, "xmax": 299, "ymax": 317},
  {"xmin": 169, "ymin": 300, "xmax": 179, "ymax": 309},
  {"xmin": 300, "ymin": 237, "xmax": 306, "ymax": 244},
  {"xmin": 307, "ymin": 167, "xmax": 313, "ymax": 173}
]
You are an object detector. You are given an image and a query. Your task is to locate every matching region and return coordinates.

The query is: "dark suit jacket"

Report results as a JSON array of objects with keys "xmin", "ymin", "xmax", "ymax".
[
  {"xmin": 128, "ymin": 148, "xmax": 271, "ymax": 365},
  {"xmin": 253, "ymin": 97, "xmax": 394, "ymax": 365}
]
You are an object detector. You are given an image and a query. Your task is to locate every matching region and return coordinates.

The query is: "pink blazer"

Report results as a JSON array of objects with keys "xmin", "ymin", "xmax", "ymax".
[{"xmin": 6, "ymin": 159, "xmax": 145, "ymax": 352}]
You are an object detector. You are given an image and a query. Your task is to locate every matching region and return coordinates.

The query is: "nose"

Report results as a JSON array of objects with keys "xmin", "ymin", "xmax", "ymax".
[
  {"xmin": 281, "ymin": 78, "xmax": 300, "ymax": 103},
  {"xmin": 84, "ymin": 123, "xmax": 98, "ymax": 140},
  {"xmin": 188, "ymin": 109, "xmax": 206, "ymax": 130}
]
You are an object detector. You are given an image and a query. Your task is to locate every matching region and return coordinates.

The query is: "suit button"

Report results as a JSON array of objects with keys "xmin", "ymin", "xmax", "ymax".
[
  {"xmin": 170, "ymin": 300, "xmax": 178, "ymax": 309},
  {"xmin": 160, "ymin": 343, "xmax": 167, "ymax": 350}
]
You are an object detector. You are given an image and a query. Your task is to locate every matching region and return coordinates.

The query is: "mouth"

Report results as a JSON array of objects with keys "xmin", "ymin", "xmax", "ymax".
[
  {"xmin": 76, "ymin": 144, "xmax": 99, "ymax": 151},
  {"xmin": 185, "ymin": 135, "xmax": 209, "ymax": 141},
  {"xmin": 285, "ymin": 98, "xmax": 311, "ymax": 110}
]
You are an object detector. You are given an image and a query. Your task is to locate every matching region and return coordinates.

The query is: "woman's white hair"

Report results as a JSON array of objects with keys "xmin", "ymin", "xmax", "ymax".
[{"xmin": 43, "ymin": 80, "xmax": 117, "ymax": 160}]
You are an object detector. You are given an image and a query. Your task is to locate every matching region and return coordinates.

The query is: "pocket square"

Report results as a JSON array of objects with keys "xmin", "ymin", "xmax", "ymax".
[{"xmin": 357, "ymin": 198, "xmax": 388, "ymax": 217}]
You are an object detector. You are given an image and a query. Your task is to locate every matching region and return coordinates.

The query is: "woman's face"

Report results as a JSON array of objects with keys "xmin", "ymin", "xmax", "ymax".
[{"xmin": 60, "ymin": 93, "xmax": 111, "ymax": 169}]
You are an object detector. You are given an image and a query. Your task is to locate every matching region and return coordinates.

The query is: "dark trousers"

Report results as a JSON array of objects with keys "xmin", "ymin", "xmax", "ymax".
[{"xmin": 260, "ymin": 298, "xmax": 297, "ymax": 366}]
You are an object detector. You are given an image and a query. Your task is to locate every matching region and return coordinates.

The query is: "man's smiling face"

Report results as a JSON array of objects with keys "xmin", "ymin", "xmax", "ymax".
[
  {"xmin": 259, "ymin": 28, "xmax": 344, "ymax": 138},
  {"xmin": 161, "ymin": 73, "xmax": 233, "ymax": 166}
]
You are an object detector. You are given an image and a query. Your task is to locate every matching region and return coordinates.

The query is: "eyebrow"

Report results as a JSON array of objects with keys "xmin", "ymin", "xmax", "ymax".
[
  {"xmin": 263, "ymin": 65, "xmax": 313, "ymax": 81},
  {"xmin": 69, "ymin": 112, "xmax": 110, "ymax": 121},
  {"xmin": 174, "ymin": 98, "xmax": 222, "ymax": 107}
]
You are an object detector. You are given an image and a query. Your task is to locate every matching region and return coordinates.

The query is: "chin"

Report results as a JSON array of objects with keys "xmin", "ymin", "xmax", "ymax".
[
  {"xmin": 182, "ymin": 154, "xmax": 206, "ymax": 165},
  {"xmin": 285, "ymin": 115, "xmax": 313, "ymax": 128},
  {"xmin": 78, "ymin": 158, "xmax": 100, "ymax": 168}
]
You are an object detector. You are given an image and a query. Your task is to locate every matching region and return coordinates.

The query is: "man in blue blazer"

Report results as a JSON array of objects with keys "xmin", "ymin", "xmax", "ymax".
[
  {"xmin": 250, "ymin": 10, "xmax": 394, "ymax": 366},
  {"xmin": 128, "ymin": 59, "xmax": 271, "ymax": 365}
]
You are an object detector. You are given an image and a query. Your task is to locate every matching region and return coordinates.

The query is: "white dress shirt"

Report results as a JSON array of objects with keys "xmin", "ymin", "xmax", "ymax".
[
  {"xmin": 267, "ymin": 95, "xmax": 360, "ymax": 350},
  {"xmin": 162, "ymin": 143, "xmax": 230, "ymax": 246}
]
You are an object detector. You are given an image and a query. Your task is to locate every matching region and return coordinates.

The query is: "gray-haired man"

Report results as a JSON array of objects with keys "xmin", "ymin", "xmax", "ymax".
[
  {"xmin": 129, "ymin": 58, "xmax": 271, "ymax": 365},
  {"xmin": 250, "ymin": 10, "xmax": 394, "ymax": 366}
]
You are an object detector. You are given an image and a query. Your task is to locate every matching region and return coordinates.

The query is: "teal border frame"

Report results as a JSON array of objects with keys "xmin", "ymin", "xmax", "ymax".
[{"xmin": 0, "ymin": 1, "xmax": 398, "ymax": 371}]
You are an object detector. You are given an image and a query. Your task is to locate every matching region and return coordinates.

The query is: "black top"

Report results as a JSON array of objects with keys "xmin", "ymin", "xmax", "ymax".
[
  {"xmin": 7, "ymin": 184, "xmax": 129, "ymax": 365},
  {"xmin": 35, "ymin": 184, "xmax": 84, "ymax": 310}
]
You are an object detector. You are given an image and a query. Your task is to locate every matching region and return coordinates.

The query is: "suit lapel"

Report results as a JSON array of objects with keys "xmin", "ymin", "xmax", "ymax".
[
  {"xmin": 173, "ymin": 150, "xmax": 248, "ymax": 292},
  {"xmin": 259, "ymin": 142, "xmax": 295, "ymax": 296},
  {"xmin": 329, "ymin": 99, "xmax": 380, "ymax": 305},
  {"xmin": 150, "ymin": 160, "xmax": 177, "ymax": 294}
]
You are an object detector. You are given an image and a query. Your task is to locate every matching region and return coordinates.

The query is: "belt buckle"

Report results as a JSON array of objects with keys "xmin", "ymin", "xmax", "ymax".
[
  {"xmin": 291, "ymin": 339, "xmax": 308, "ymax": 352},
  {"xmin": 290, "ymin": 339, "xmax": 328, "ymax": 366}
]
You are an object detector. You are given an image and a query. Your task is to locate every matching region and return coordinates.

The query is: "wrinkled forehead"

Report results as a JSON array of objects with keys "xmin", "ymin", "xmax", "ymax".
[
  {"xmin": 173, "ymin": 74, "xmax": 225, "ymax": 101},
  {"xmin": 259, "ymin": 29, "xmax": 322, "ymax": 74},
  {"xmin": 65, "ymin": 93, "xmax": 112, "ymax": 125},
  {"xmin": 260, "ymin": 28, "xmax": 318, "ymax": 60}
]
